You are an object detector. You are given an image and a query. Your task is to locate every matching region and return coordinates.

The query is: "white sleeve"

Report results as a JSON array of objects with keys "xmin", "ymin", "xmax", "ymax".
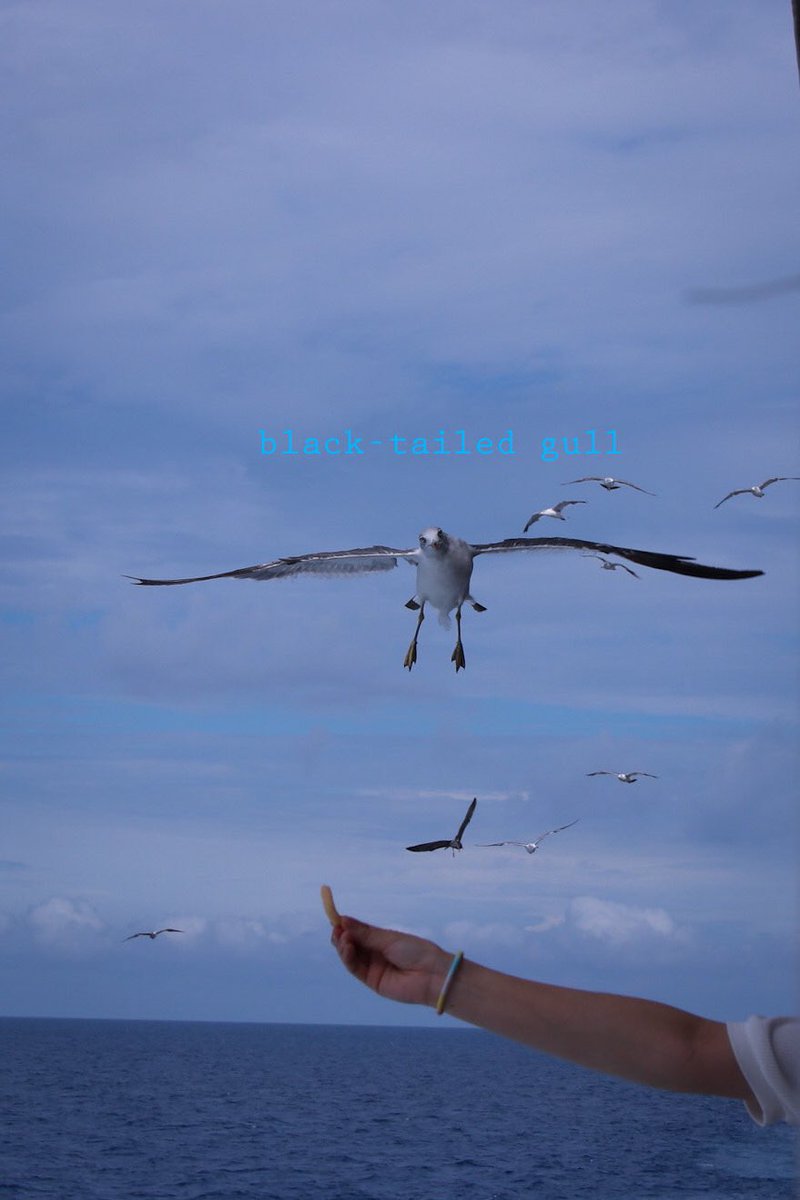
[{"xmin": 727, "ymin": 1016, "xmax": 800, "ymax": 1127}]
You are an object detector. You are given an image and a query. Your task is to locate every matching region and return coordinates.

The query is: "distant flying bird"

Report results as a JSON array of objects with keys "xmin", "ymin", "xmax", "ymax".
[
  {"xmin": 581, "ymin": 554, "xmax": 639, "ymax": 578},
  {"xmin": 407, "ymin": 797, "xmax": 477, "ymax": 854},
  {"xmin": 523, "ymin": 500, "xmax": 586, "ymax": 531},
  {"xmin": 713, "ymin": 477, "xmax": 800, "ymax": 509},
  {"xmin": 477, "ymin": 818, "xmax": 579, "ymax": 855},
  {"xmin": 587, "ymin": 772, "xmax": 657, "ymax": 784},
  {"xmin": 124, "ymin": 928, "xmax": 183, "ymax": 941},
  {"xmin": 128, "ymin": 527, "xmax": 762, "ymax": 672},
  {"xmin": 565, "ymin": 477, "xmax": 656, "ymax": 495}
]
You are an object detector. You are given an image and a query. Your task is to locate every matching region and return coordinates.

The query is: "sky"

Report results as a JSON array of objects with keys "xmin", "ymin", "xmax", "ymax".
[{"xmin": 1, "ymin": 0, "xmax": 798, "ymax": 1027}]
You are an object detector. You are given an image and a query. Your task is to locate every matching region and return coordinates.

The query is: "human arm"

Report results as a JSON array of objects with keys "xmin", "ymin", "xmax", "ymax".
[{"xmin": 332, "ymin": 915, "xmax": 755, "ymax": 1102}]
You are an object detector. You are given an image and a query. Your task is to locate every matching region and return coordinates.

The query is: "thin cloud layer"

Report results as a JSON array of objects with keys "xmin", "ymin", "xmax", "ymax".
[{"xmin": 0, "ymin": 1, "xmax": 797, "ymax": 1023}]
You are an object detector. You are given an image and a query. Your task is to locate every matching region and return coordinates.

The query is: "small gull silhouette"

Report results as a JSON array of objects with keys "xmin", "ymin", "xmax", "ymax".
[
  {"xmin": 587, "ymin": 772, "xmax": 657, "ymax": 784},
  {"xmin": 713, "ymin": 477, "xmax": 800, "ymax": 509},
  {"xmin": 407, "ymin": 798, "xmax": 477, "ymax": 855},
  {"xmin": 128, "ymin": 527, "xmax": 762, "ymax": 672},
  {"xmin": 523, "ymin": 500, "xmax": 586, "ymax": 531},
  {"xmin": 477, "ymin": 818, "xmax": 579, "ymax": 855},
  {"xmin": 564, "ymin": 477, "xmax": 656, "ymax": 495},
  {"xmin": 581, "ymin": 554, "xmax": 639, "ymax": 578},
  {"xmin": 124, "ymin": 928, "xmax": 183, "ymax": 941}
]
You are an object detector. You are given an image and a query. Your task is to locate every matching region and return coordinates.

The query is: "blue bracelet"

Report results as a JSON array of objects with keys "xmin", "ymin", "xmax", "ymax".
[{"xmin": 435, "ymin": 950, "xmax": 464, "ymax": 1015}]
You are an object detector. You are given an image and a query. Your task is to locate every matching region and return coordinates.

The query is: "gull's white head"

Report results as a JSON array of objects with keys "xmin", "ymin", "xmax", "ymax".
[{"xmin": 419, "ymin": 527, "xmax": 449, "ymax": 554}]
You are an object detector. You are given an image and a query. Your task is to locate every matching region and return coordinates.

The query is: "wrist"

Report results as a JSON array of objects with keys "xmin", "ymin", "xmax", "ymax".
[{"xmin": 425, "ymin": 946, "xmax": 456, "ymax": 1008}]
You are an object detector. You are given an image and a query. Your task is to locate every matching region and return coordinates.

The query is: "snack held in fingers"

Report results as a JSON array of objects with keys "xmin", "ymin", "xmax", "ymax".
[{"xmin": 320, "ymin": 884, "xmax": 342, "ymax": 926}]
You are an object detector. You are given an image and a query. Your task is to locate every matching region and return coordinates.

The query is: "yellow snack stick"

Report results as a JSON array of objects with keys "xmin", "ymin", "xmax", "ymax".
[{"xmin": 320, "ymin": 884, "xmax": 342, "ymax": 927}]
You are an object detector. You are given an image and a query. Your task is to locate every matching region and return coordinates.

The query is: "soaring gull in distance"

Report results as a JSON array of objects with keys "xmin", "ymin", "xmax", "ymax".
[
  {"xmin": 407, "ymin": 797, "xmax": 477, "ymax": 854},
  {"xmin": 124, "ymin": 928, "xmax": 183, "ymax": 941},
  {"xmin": 128, "ymin": 527, "xmax": 762, "ymax": 672},
  {"xmin": 523, "ymin": 500, "xmax": 586, "ymax": 531},
  {"xmin": 581, "ymin": 554, "xmax": 639, "ymax": 578},
  {"xmin": 713, "ymin": 477, "xmax": 800, "ymax": 508},
  {"xmin": 477, "ymin": 818, "xmax": 579, "ymax": 855},
  {"xmin": 587, "ymin": 771, "xmax": 657, "ymax": 784},
  {"xmin": 565, "ymin": 477, "xmax": 656, "ymax": 495}
]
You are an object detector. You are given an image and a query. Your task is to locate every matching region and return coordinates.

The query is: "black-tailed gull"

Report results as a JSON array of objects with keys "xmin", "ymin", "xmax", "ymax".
[
  {"xmin": 128, "ymin": 527, "xmax": 762, "ymax": 671},
  {"xmin": 407, "ymin": 798, "xmax": 477, "ymax": 855}
]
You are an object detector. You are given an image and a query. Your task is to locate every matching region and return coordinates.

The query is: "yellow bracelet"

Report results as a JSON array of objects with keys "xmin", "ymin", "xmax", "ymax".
[{"xmin": 435, "ymin": 950, "xmax": 464, "ymax": 1015}]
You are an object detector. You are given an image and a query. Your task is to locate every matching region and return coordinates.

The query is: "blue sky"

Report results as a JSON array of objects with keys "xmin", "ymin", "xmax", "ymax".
[{"xmin": 1, "ymin": 0, "xmax": 798, "ymax": 1026}]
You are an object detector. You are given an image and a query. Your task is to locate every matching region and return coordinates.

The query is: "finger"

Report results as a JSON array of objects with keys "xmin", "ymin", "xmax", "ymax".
[{"xmin": 320, "ymin": 884, "xmax": 342, "ymax": 927}]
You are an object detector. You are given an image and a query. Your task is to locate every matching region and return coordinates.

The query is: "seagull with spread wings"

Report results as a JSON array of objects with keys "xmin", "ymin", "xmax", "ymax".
[
  {"xmin": 406, "ymin": 798, "xmax": 477, "ymax": 855},
  {"xmin": 587, "ymin": 772, "xmax": 657, "ymax": 784},
  {"xmin": 581, "ymin": 553, "xmax": 639, "ymax": 578},
  {"xmin": 124, "ymin": 928, "xmax": 183, "ymax": 941},
  {"xmin": 523, "ymin": 500, "xmax": 586, "ymax": 531},
  {"xmin": 564, "ymin": 476, "xmax": 656, "ymax": 495},
  {"xmin": 477, "ymin": 818, "xmax": 579, "ymax": 855},
  {"xmin": 713, "ymin": 477, "xmax": 800, "ymax": 509},
  {"xmin": 128, "ymin": 526, "xmax": 762, "ymax": 672}
]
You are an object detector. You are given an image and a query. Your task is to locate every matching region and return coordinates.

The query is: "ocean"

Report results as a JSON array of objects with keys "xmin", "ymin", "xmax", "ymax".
[{"xmin": 0, "ymin": 1018, "xmax": 796, "ymax": 1199}]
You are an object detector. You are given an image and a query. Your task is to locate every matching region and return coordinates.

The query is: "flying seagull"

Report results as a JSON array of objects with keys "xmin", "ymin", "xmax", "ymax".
[
  {"xmin": 407, "ymin": 797, "xmax": 477, "ymax": 854},
  {"xmin": 565, "ymin": 477, "xmax": 656, "ymax": 495},
  {"xmin": 128, "ymin": 527, "xmax": 762, "ymax": 672},
  {"xmin": 587, "ymin": 772, "xmax": 657, "ymax": 784},
  {"xmin": 477, "ymin": 818, "xmax": 579, "ymax": 855},
  {"xmin": 713, "ymin": 477, "xmax": 800, "ymax": 509},
  {"xmin": 581, "ymin": 553, "xmax": 639, "ymax": 578},
  {"xmin": 523, "ymin": 500, "xmax": 586, "ymax": 531},
  {"xmin": 124, "ymin": 928, "xmax": 183, "ymax": 941}
]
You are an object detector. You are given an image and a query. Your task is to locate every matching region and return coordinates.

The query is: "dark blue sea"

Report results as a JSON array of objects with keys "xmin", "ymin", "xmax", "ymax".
[{"xmin": 0, "ymin": 1018, "xmax": 796, "ymax": 1199}]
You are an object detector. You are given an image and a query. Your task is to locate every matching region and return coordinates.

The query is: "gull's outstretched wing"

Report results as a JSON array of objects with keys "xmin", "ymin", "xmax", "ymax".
[
  {"xmin": 123, "ymin": 932, "xmax": 148, "ymax": 941},
  {"xmin": 760, "ymin": 476, "xmax": 800, "ymax": 489},
  {"xmin": 155, "ymin": 928, "xmax": 183, "ymax": 935},
  {"xmin": 630, "ymin": 773, "xmax": 658, "ymax": 779},
  {"xmin": 476, "ymin": 841, "xmax": 521, "ymax": 847},
  {"xmin": 127, "ymin": 546, "xmax": 418, "ymax": 586},
  {"xmin": 406, "ymin": 839, "xmax": 452, "ymax": 852},
  {"xmin": 470, "ymin": 536, "xmax": 762, "ymax": 580},
  {"xmin": 454, "ymin": 797, "xmax": 478, "ymax": 842},
  {"xmin": 536, "ymin": 818, "xmax": 579, "ymax": 840},
  {"xmin": 586, "ymin": 771, "xmax": 613, "ymax": 776},
  {"xmin": 612, "ymin": 479, "xmax": 656, "ymax": 495},
  {"xmin": 713, "ymin": 490, "xmax": 748, "ymax": 509}
]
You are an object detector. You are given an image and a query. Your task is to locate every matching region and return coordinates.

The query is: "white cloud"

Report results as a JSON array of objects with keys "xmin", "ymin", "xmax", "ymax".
[
  {"xmin": 525, "ymin": 914, "xmax": 565, "ymax": 935},
  {"xmin": 568, "ymin": 896, "xmax": 686, "ymax": 946},
  {"xmin": 27, "ymin": 897, "xmax": 105, "ymax": 948},
  {"xmin": 442, "ymin": 919, "xmax": 524, "ymax": 948}
]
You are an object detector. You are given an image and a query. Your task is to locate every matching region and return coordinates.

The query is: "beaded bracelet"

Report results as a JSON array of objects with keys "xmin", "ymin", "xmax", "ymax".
[{"xmin": 435, "ymin": 950, "xmax": 464, "ymax": 1015}]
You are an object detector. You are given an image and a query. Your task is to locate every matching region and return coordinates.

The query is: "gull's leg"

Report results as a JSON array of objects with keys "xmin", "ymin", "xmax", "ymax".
[
  {"xmin": 405, "ymin": 598, "xmax": 421, "ymax": 610},
  {"xmin": 404, "ymin": 602, "xmax": 425, "ymax": 670},
  {"xmin": 451, "ymin": 605, "xmax": 466, "ymax": 672},
  {"xmin": 469, "ymin": 597, "xmax": 487, "ymax": 613}
]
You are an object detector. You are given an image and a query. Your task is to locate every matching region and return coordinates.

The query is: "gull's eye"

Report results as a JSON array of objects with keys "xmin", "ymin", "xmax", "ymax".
[{"xmin": 436, "ymin": 528, "xmax": 443, "ymax": 538}]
